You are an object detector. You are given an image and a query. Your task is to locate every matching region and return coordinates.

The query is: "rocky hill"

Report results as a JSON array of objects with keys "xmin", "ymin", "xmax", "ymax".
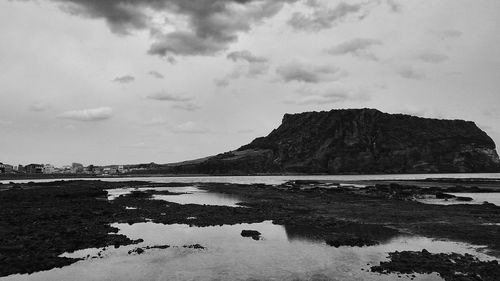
[{"xmin": 161, "ymin": 109, "xmax": 500, "ymax": 174}]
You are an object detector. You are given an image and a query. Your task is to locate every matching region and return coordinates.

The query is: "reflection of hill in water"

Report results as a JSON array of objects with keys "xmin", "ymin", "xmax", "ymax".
[{"xmin": 283, "ymin": 222, "xmax": 400, "ymax": 245}]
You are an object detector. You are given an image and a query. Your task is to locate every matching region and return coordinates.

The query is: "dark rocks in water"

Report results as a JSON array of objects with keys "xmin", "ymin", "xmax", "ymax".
[
  {"xmin": 455, "ymin": 196, "xmax": 474, "ymax": 202},
  {"xmin": 435, "ymin": 192, "xmax": 455, "ymax": 199},
  {"xmin": 241, "ymin": 230, "xmax": 261, "ymax": 240},
  {"xmin": 161, "ymin": 108, "xmax": 500, "ymax": 174},
  {"xmin": 183, "ymin": 244, "xmax": 205, "ymax": 249},
  {"xmin": 128, "ymin": 244, "xmax": 171, "ymax": 255},
  {"xmin": 128, "ymin": 248, "xmax": 145, "ymax": 255},
  {"xmin": 150, "ymin": 245, "xmax": 170, "ymax": 250},
  {"xmin": 371, "ymin": 249, "xmax": 500, "ymax": 281},
  {"xmin": 0, "ymin": 180, "xmax": 149, "ymax": 277}
]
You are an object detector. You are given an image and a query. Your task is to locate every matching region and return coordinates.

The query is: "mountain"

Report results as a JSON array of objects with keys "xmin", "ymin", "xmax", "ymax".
[{"xmin": 160, "ymin": 108, "xmax": 500, "ymax": 174}]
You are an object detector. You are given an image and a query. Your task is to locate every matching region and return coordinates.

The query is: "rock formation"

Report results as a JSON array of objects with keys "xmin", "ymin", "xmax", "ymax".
[{"xmin": 163, "ymin": 108, "xmax": 500, "ymax": 174}]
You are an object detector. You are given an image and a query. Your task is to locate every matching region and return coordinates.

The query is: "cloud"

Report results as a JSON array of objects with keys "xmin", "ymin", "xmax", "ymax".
[
  {"xmin": 276, "ymin": 62, "xmax": 345, "ymax": 83},
  {"xmin": 215, "ymin": 50, "xmax": 270, "ymax": 86},
  {"xmin": 386, "ymin": 0, "xmax": 402, "ymax": 13},
  {"xmin": 173, "ymin": 121, "xmax": 208, "ymax": 134},
  {"xmin": 326, "ymin": 38, "xmax": 382, "ymax": 60},
  {"xmin": 214, "ymin": 78, "xmax": 230, "ymax": 88},
  {"xmin": 149, "ymin": 31, "xmax": 229, "ymax": 56},
  {"xmin": 172, "ymin": 103, "xmax": 201, "ymax": 111},
  {"xmin": 397, "ymin": 65, "xmax": 426, "ymax": 80},
  {"xmin": 0, "ymin": 119, "xmax": 13, "ymax": 127},
  {"xmin": 113, "ymin": 75, "xmax": 135, "ymax": 84},
  {"xmin": 57, "ymin": 107, "xmax": 113, "ymax": 121},
  {"xmin": 484, "ymin": 109, "xmax": 500, "ymax": 119},
  {"xmin": 122, "ymin": 142, "xmax": 154, "ymax": 149},
  {"xmin": 18, "ymin": 0, "xmax": 298, "ymax": 57},
  {"xmin": 227, "ymin": 50, "xmax": 268, "ymax": 63},
  {"xmin": 286, "ymin": 85, "xmax": 369, "ymax": 105},
  {"xmin": 438, "ymin": 29, "xmax": 462, "ymax": 39},
  {"xmin": 415, "ymin": 50, "xmax": 449, "ymax": 64},
  {"xmin": 288, "ymin": 2, "xmax": 368, "ymax": 32},
  {"xmin": 148, "ymin": 71, "xmax": 164, "ymax": 79},
  {"xmin": 143, "ymin": 117, "xmax": 170, "ymax": 126},
  {"xmin": 29, "ymin": 101, "xmax": 50, "ymax": 112},
  {"xmin": 146, "ymin": 91, "xmax": 191, "ymax": 102}
]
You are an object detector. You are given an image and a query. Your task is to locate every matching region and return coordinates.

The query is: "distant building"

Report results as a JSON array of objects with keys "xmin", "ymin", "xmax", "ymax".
[
  {"xmin": 61, "ymin": 165, "xmax": 72, "ymax": 174},
  {"xmin": 17, "ymin": 165, "xmax": 25, "ymax": 173},
  {"xmin": 4, "ymin": 164, "xmax": 13, "ymax": 174},
  {"xmin": 1, "ymin": 163, "xmax": 17, "ymax": 174},
  {"xmin": 103, "ymin": 167, "xmax": 117, "ymax": 175},
  {"xmin": 72, "ymin": 163, "xmax": 84, "ymax": 174},
  {"xmin": 93, "ymin": 167, "xmax": 103, "ymax": 175},
  {"xmin": 43, "ymin": 164, "xmax": 55, "ymax": 174},
  {"xmin": 25, "ymin": 164, "xmax": 43, "ymax": 174}
]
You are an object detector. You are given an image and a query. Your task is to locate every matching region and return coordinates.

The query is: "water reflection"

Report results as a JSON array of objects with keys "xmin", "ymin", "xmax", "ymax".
[
  {"xmin": 107, "ymin": 185, "xmax": 243, "ymax": 207},
  {"xmin": 417, "ymin": 192, "xmax": 500, "ymax": 206},
  {"xmin": 4, "ymin": 221, "xmax": 496, "ymax": 281},
  {"xmin": 152, "ymin": 185, "xmax": 242, "ymax": 207}
]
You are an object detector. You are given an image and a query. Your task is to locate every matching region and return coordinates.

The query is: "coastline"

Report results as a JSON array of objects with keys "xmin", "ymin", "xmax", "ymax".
[{"xmin": 1, "ymin": 179, "xmax": 500, "ymax": 279}]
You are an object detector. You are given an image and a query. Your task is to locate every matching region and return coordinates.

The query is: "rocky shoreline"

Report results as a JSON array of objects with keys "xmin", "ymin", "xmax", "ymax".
[
  {"xmin": 371, "ymin": 249, "xmax": 500, "ymax": 281},
  {"xmin": 1, "ymin": 179, "xmax": 500, "ymax": 279}
]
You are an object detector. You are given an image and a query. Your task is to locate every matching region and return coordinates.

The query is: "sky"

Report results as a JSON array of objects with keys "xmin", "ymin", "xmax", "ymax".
[{"xmin": 1, "ymin": 0, "xmax": 500, "ymax": 166}]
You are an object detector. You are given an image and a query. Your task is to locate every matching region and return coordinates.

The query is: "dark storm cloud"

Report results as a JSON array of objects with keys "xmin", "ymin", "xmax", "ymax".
[
  {"xmin": 26, "ymin": 0, "xmax": 298, "ymax": 57},
  {"xmin": 326, "ymin": 38, "xmax": 382, "ymax": 60},
  {"xmin": 148, "ymin": 31, "xmax": 228, "ymax": 56},
  {"xmin": 288, "ymin": 2, "xmax": 366, "ymax": 32},
  {"xmin": 276, "ymin": 62, "xmax": 345, "ymax": 83},
  {"xmin": 112, "ymin": 75, "xmax": 135, "ymax": 83}
]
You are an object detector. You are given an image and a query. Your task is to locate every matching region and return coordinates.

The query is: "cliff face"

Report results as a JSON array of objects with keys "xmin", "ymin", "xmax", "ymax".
[{"xmin": 166, "ymin": 109, "xmax": 500, "ymax": 174}]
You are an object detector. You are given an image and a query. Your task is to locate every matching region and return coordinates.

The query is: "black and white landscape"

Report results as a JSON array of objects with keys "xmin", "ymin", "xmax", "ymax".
[{"xmin": 1, "ymin": 1, "xmax": 500, "ymax": 281}]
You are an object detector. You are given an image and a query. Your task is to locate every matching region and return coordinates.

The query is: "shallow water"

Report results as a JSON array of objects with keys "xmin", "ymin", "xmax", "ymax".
[
  {"xmin": 4, "ymin": 221, "xmax": 496, "ymax": 281},
  {"xmin": 418, "ymin": 192, "xmax": 500, "ymax": 206},
  {"xmin": 107, "ymin": 185, "xmax": 242, "ymax": 207},
  {"xmin": 3, "ymin": 173, "xmax": 500, "ymax": 185},
  {"xmin": 3, "ymin": 175, "xmax": 500, "ymax": 280}
]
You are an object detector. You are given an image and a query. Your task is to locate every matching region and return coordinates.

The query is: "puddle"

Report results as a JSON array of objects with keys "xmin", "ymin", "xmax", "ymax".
[
  {"xmin": 107, "ymin": 185, "xmax": 242, "ymax": 207},
  {"xmin": 152, "ymin": 191, "xmax": 241, "ymax": 207},
  {"xmin": 4, "ymin": 221, "xmax": 497, "ymax": 281},
  {"xmin": 417, "ymin": 192, "xmax": 500, "ymax": 206}
]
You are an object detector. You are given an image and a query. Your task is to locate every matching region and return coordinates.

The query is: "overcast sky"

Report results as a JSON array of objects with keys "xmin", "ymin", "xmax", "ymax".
[{"xmin": 1, "ymin": 0, "xmax": 500, "ymax": 166}]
